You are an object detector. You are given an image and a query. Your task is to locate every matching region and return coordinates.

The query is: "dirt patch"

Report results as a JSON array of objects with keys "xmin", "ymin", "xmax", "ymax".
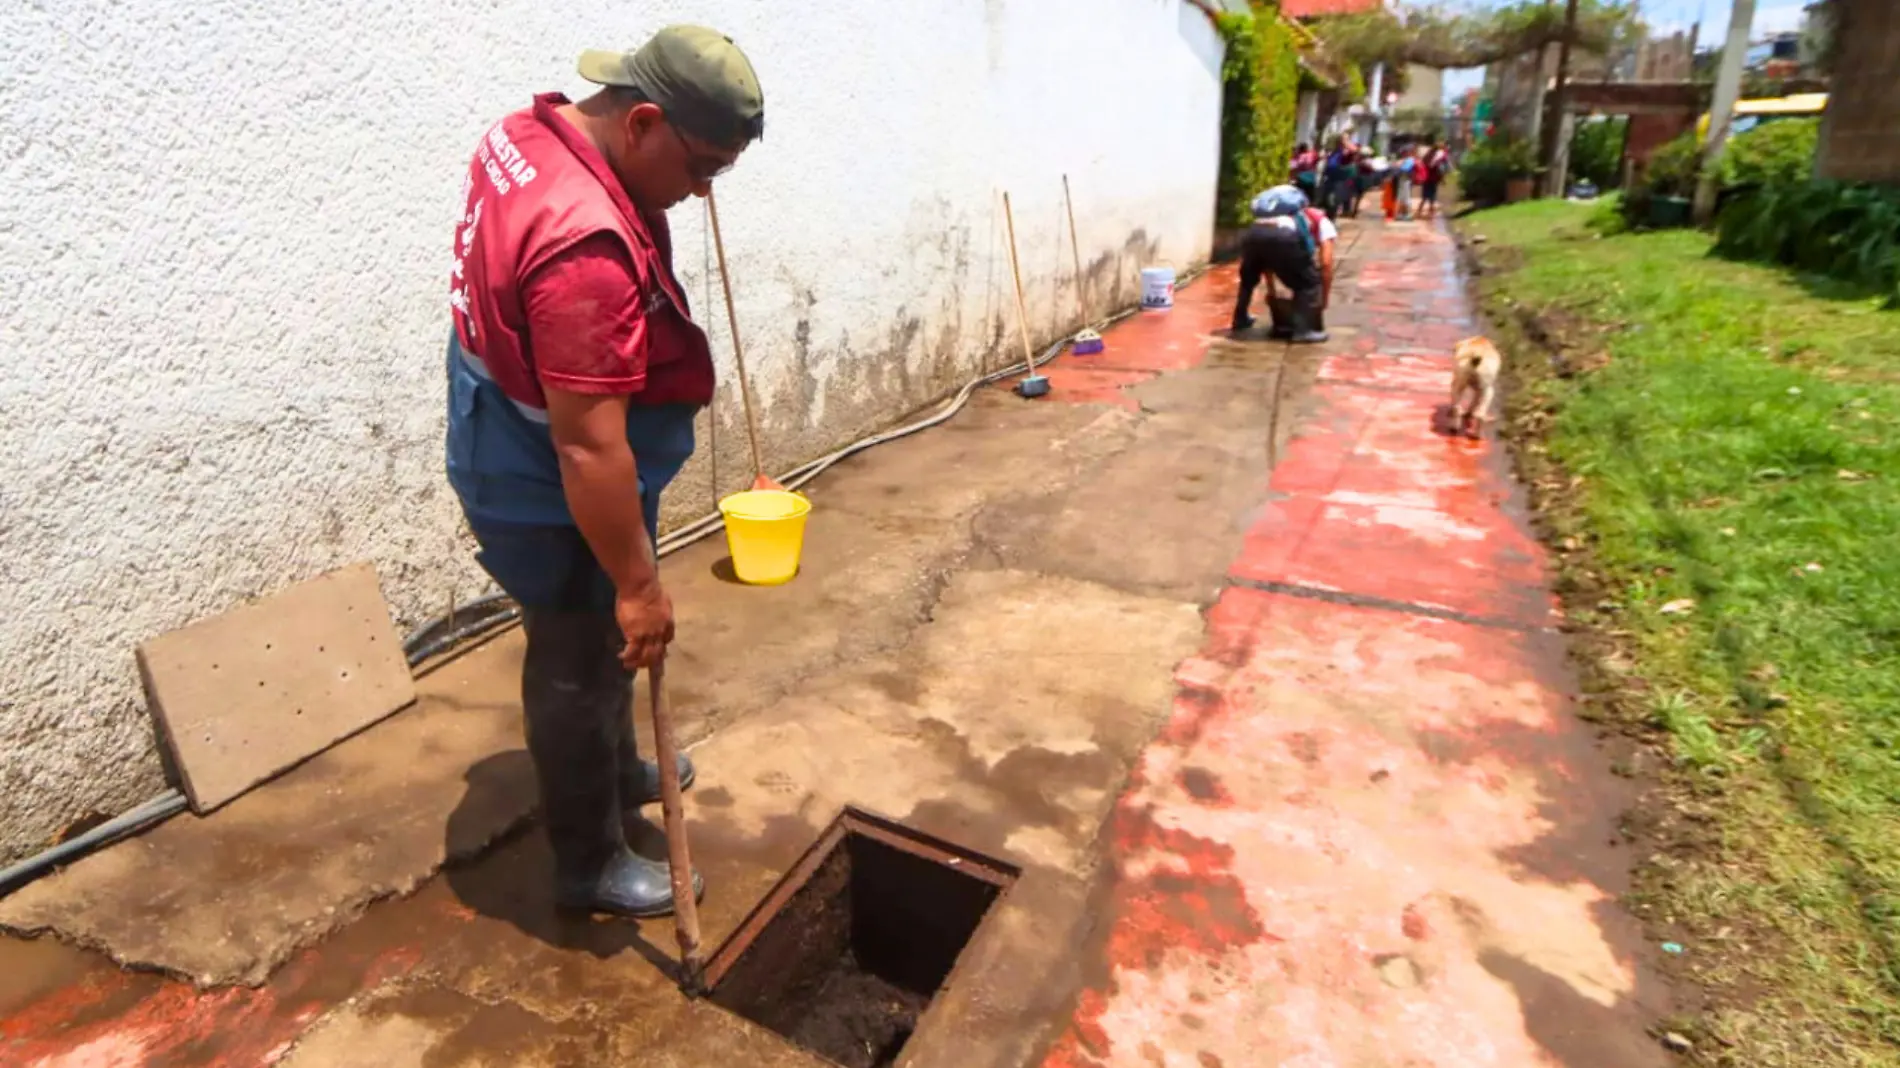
[{"xmin": 708, "ymin": 828, "xmax": 1009, "ymax": 1068}]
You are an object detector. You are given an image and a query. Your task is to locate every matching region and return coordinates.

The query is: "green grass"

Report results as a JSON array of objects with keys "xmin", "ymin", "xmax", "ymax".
[{"xmin": 1467, "ymin": 201, "xmax": 1900, "ymax": 1065}]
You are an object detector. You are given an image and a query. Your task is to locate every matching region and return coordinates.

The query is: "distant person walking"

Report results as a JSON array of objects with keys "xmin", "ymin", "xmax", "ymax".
[
  {"xmin": 1390, "ymin": 147, "xmax": 1406, "ymax": 220},
  {"xmin": 1321, "ymin": 136, "xmax": 1358, "ymax": 220},
  {"xmin": 1394, "ymin": 147, "xmax": 1415, "ymax": 221},
  {"xmin": 1419, "ymin": 141, "xmax": 1451, "ymax": 220},
  {"xmin": 1291, "ymin": 142, "xmax": 1320, "ymax": 202}
]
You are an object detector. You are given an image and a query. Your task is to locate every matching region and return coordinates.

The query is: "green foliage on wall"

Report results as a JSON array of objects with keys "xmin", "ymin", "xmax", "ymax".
[
  {"xmin": 1215, "ymin": 3, "xmax": 1302, "ymax": 229},
  {"xmin": 1344, "ymin": 61, "xmax": 1367, "ymax": 104}
]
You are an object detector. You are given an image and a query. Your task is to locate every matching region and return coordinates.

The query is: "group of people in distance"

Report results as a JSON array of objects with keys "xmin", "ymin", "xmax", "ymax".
[
  {"xmin": 1290, "ymin": 135, "xmax": 1451, "ymax": 223},
  {"xmin": 1233, "ymin": 134, "xmax": 1454, "ymax": 342}
]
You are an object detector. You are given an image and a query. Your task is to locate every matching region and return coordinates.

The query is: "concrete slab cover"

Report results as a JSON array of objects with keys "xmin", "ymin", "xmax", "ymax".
[{"xmin": 137, "ymin": 562, "xmax": 417, "ymax": 812}]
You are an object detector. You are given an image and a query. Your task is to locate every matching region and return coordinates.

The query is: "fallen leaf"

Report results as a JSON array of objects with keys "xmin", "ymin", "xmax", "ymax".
[
  {"xmin": 1660, "ymin": 598, "xmax": 1697, "ymax": 615},
  {"xmin": 1838, "ymin": 469, "xmax": 1871, "ymax": 481}
]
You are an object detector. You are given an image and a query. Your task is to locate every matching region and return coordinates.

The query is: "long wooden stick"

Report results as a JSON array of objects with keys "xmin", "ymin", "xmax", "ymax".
[
  {"xmin": 1267, "ymin": 342, "xmax": 1289, "ymax": 473},
  {"xmin": 1061, "ymin": 175, "xmax": 1087, "ymax": 322},
  {"xmin": 705, "ymin": 189, "xmax": 769, "ymax": 486},
  {"xmin": 648, "ymin": 657, "xmax": 703, "ymax": 993},
  {"xmin": 1001, "ymin": 192, "xmax": 1039, "ymax": 378}
]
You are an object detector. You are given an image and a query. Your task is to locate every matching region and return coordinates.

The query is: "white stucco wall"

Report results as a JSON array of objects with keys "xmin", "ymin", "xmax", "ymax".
[{"xmin": 0, "ymin": 1, "xmax": 1226, "ymax": 862}]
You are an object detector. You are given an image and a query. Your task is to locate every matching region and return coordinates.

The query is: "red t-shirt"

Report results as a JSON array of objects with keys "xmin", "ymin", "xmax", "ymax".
[
  {"xmin": 522, "ymin": 233, "xmax": 651, "ymax": 396},
  {"xmin": 520, "ymin": 220, "xmax": 712, "ymax": 407}
]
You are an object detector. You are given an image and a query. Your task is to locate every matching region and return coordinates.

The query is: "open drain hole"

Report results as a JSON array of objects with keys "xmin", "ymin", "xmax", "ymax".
[{"xmin": 704, "ymin": 807, "xmax": 1020, "ymax": 1068}]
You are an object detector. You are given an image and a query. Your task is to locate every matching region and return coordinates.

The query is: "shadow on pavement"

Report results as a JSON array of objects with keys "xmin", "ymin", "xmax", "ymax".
[{"xmin": 442, "ymin": 751, "xmax": 683, "ymax": 980}]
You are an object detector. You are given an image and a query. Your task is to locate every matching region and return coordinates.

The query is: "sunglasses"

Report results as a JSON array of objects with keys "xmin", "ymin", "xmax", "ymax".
[{"xmin": 666, "ymin": 119, "xmax": 737, "ymax": 184}]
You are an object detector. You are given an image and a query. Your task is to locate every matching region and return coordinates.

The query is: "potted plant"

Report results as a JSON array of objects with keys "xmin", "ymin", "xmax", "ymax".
[
  {"xmin": 1457, "ymin": 136, "xmax": 1539, "ymax": 207},
  {"xmin": 1621, "ymin": 132, "xmax": 1703, "ymax": 229},
  {"xmin": 1499, "ymin": 139, "xmax": 1539, "ymax": 202}
]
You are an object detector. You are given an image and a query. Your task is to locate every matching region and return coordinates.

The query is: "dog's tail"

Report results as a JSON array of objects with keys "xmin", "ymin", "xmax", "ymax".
[{"xmin": 1458, "ymin": 338, "xmax": 1490, "ymax": 370}]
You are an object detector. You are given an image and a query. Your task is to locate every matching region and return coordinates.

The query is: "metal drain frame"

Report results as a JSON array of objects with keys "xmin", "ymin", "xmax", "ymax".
[{"xmin": 698, "ymin": 805, "xmax": 1022, "ymax": 995}]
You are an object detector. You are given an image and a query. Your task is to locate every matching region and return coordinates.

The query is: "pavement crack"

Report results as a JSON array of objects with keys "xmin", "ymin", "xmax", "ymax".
[{"xmin": 1230, "ymin": 577, "xmax": 1552, "ymax": 632}]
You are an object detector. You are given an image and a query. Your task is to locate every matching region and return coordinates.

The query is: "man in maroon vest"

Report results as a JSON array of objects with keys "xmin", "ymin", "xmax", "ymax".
[{"xmin": 445, "ymin": 27, "xmax": 764, "ymax": 917}]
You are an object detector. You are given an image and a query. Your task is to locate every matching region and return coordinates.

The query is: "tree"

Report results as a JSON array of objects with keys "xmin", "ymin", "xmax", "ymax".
[{"xmin": 1309, "ymin": 0, "xmax": 1640, "ymax": 73}]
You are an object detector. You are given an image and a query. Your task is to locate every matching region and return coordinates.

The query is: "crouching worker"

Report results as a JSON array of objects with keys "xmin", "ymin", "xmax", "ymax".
[{"xmin": 1231, "ymin": 185, "xmax": 1334, "ymax": 343}]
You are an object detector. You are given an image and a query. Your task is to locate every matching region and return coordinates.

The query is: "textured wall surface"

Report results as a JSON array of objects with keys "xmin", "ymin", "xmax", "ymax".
[{"xmin": 0, "ymin": 0, "xmax": 1225, "ymax": 862}]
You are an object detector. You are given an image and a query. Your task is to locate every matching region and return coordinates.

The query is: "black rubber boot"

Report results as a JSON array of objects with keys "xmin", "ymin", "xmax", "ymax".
[
  {"xmin": 521, "ymin": 608, "xmax": 701, "ymax": 918},
  {"xmin": 610, "ymin": 673, "xmax": 696, "ymax": 808}
]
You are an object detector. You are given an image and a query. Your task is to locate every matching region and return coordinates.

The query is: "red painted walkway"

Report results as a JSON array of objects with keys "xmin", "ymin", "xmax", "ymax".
[{"xmin": 1030, "ymin": 220, "xmax": 1669, "ymax": 1067}]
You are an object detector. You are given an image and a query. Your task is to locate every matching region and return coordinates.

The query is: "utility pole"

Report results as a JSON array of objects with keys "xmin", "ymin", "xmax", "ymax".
[
  {"xmin": 1692, "ymin": 0, "xmax": 1756, "ymax": 223},
  {"xmin": 1368, "ymin": 62, "xmax": 1386, "ymax": 152},
  {"xmin": 1543, "ymin": 0, "xmax": 1583, "ymax": 197},
  {"xmin": 1527, "ymin": 0, "xmax": 1555, "ymax": 153}
]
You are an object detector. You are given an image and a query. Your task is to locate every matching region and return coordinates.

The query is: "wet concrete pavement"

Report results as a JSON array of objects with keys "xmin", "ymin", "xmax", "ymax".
[
  {"xmin": 0, "ymin": 217, "xmax": 1668, "ymax": 1067},
  {"xmin": 1039, "ymin": 221, "xmax": 1670, "ymax": 1068}
]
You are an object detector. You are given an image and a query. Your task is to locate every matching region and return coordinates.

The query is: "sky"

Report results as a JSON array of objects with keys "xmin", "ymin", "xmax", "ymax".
[{"xmin": 1438, "ymin": 0, "xmax": 1815, "ymax": 103}]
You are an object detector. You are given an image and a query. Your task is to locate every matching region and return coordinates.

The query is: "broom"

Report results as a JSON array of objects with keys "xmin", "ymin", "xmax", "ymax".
[
  {"xmin": 706, "ymin": 188, "xmax": 784, "ymax": 492},
  {"xmin": 1062, "ymin": 175, "xmax": 1104, "ymax": 356},
  {"xmin": 1002, "ymin": 192, "xmax": 1050, "ymax": 399}
]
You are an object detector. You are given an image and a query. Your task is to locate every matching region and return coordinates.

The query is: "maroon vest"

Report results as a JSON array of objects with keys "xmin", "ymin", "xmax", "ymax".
[{"xmin": 449, "ymin": 94, "xmax": 713, "ymax": 410}]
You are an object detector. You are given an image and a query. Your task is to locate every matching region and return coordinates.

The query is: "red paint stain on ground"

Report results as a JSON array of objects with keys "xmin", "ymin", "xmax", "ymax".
[
  {"xmin": 995, "ymin": 265, "xmax": 1239, "ymax": 408},
  {"xmin": 1, "ymin": 938, "xmax": 425, "ymax": 1065}
]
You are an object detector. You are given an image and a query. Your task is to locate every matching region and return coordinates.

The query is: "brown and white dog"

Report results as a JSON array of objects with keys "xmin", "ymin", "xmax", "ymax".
[{"xmin": 1448, "ymin": 336, "xmax": 1502, "ymax": 438}]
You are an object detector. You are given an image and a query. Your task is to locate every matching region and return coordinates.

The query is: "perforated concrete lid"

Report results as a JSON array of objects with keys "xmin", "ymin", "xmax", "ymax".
[{"xmin": 137, "ymin": 562, "xmax": 416, "ymax": 812}]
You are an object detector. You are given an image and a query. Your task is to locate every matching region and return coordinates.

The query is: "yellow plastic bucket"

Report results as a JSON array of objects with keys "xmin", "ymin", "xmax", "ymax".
[{"xmin": 718, "ymin": 490, "xmax": 813, "ymax": 586}]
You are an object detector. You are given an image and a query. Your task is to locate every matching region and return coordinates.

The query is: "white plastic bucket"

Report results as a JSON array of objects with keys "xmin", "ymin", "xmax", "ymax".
[{"xmin": 1140, "ymin": 266, "xmax": 1175, "ymax": 310}]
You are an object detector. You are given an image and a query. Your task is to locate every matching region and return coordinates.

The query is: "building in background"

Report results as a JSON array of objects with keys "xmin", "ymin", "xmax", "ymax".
[{"xmin": 1635, "ymin": 32, "xmax": 1695, "ymax": 81}]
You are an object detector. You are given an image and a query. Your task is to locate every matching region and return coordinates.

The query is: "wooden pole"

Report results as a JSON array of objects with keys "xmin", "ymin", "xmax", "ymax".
[
  {"xmin": 1001, "ymin": 192, "xmax": 1039, "ymax": 378},
  {"xmin": 705, "ymin": 188, "xmax": 767, "ymax": 484},
  {"xmin": 1544, "ymin": 0, "xmax": 1583, "ymax": 198},
  {"xmin": 648, "ymin": 658, "xmax": 703, "ymax": 993},
  {"xmin": 1062, "ymin": 175, "xmax": 1087, "ymax": 324}
]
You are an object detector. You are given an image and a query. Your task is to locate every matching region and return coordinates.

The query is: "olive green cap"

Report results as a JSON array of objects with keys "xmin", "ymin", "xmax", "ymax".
[{"xmin": 577, "ymin": 25, "xmax": 764, "ymax": 150}]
